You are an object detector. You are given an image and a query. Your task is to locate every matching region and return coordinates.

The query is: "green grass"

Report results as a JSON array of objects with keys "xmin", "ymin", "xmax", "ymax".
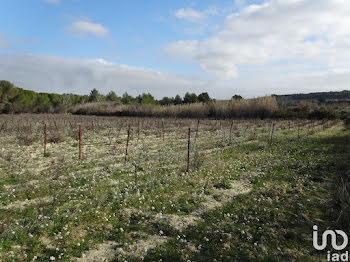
[
  {"xmin": 142, "ymin": 124, "xmax": 349, "ymax": 261},
  {"xmin": 0, "ymin": 116, "xmax": 347, "ymax": 261}
]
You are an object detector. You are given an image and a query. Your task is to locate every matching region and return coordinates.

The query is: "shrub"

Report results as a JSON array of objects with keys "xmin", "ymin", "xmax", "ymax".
[
  {"xmin": 308, "ymin": 108, "xmax": 339, "ymax": 119},
  {"xmin": 343, "ymin": 116, "xmax": 350, "ymax": 130},
  {"xmin": 48, "ymin": 134, "xmax": 66, "ymax": 143}
]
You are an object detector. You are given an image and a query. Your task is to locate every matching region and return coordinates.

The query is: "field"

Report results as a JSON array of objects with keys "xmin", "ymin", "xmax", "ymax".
[{"xmin": 0, "ymin": 114, "xmax": 349, "ymax": 261}]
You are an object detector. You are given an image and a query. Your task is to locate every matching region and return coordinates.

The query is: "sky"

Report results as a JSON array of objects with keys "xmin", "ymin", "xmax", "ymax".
[{"xmin": 1, "ymin": 0, "xmax": 350, "ymax": 99}]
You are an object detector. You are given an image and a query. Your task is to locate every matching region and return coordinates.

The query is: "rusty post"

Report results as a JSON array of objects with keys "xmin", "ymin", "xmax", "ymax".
[
  {"xmin": 162, "ymin": 119, "xmax": 165, "ymax": 141},
  {"xmin": 79, "ymin": 124, "xmax": 82, "ymax": 160},
  {"xmin": 229, "ymin": 120, "xmax": 233, "ymax": 145},
  {"xmin": 137, "ymin": 119, "xmax": 140, "ymax": 141},
  {"xmin": 44, "ymin": 123, "xmax": 47, "ymax": 156},
  {"xmin": 125, "ymin": 126, "xmax": 130, "ymax": 161},
  {"xmin": 134, "ymin": 164, "xmax": 138, "ymax": 192},
  {"xmin": 269, "ymin": 123, "xmax": 275, "ymax": 145},
  {"xmin": 186, "ymin": 127, "xmax": 191, "ymax": 173}
]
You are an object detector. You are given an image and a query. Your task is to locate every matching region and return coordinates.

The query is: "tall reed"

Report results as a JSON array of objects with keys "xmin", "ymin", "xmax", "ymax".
[{"xmin": 71, "ymin": 96, "xmax": 278, "ymax": 119}]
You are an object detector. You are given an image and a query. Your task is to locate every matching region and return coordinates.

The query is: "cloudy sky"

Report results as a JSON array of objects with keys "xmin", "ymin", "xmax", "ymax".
[{"xmin": 1, "ymin": 0, "xmax": 350, "ymax": 98}]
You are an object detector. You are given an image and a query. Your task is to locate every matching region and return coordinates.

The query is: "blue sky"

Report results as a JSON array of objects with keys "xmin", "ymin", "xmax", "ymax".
[
  {"xmin": 1, "ymin": 0, "xmax": 350, "ymax": 98},
  {"xmin": 1, "ymin": 0, "xmax": 239, "ymax": 73}
]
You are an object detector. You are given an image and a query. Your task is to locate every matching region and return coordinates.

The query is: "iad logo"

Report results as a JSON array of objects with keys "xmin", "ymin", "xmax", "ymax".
[
  {"xmin": 313, "ymin": 225, "xmax": 348, "ymax": 251},
  {"xmin": 313, "ymin": 225, "xmax": 349, "ymax": 261}
]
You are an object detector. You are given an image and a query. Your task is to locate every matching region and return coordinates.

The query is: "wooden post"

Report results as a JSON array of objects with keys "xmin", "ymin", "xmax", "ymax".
[
  {"xmin": 161, "ymin": 119, "xmax": 165, "ymax": 141},
  {"xmin": 229, "ymin": 120, "xmax": 233, "ymax": 145},
  {"xmin": 130, "ymin": 127, "xmax": 133, "ymax": 141},
  {"xmin": 125, "ymin": 126, "xmax": 130, "ymax": 161},
  {"xmin": 269, "ymin": 123, "xmax": 275, "ymax": 146},
  {"xmin": 186, "ymin": 128, "xmax": 191, "ymax": 173},
  {"xmin": 137, "ymin": 120, "xmax": 140, "ymax": 141},
  {"xmin": 79, "ymin": 125, "xmax": 82, "ymax": 160},
  {"xmin": 44, "ymin": 123, "xmax": 47, "ymax": 156},
  {"xmin": 134, "ymin": 164, "xmax": 138, "ymax": 193},
  {"xmin": 297, "ymin": 122, "xmax": 300, "ymax": 139}
]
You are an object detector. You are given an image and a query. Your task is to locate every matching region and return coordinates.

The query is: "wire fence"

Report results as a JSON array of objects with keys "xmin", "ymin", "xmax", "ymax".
[{"xmin": 0, "ymin": 114, "xmax": 338, "ymax": 172}]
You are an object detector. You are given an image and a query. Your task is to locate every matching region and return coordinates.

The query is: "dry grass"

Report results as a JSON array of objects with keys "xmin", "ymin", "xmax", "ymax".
[
  {"xmin": 16, "ymin": 134, "xmax": 38, "ymax": 145},
  {"xmin": 336, "ymin": 175, "xmax": 350, "ymax": 231},
  {"xmin": 71, "ymin": 96, "xmax": 278, "ymax": 119},
  {"xmin": 48, "ymin": 134, "xmax": 66, "ymax": 143}
]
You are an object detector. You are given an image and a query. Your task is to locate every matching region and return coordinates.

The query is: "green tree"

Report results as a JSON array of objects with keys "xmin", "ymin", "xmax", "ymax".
[
  {"xmin": 174, "ymin": 95, "xmax": 182, "ymax": 105},
  {"xmin": 160, "ymin": 97, "xmax": 174, "ymax": 105},
  {"xmin": 106, "ymin": 91, "xmax": 120, "ymax": 102},
  {"xmin": 12, "ymin": 89, "xmax": 37, "ymax": 112},
  {"xmin": 198, "ymin": 92, "xmax": 211, "ymax": 103},
  {"xmin": 137, "ymin": 93, "xmax": 157, "ymax": 104},
  {"xmin": 183, "ymin": 92, "xmax": 198, "ymax": 104},
  {"xmin": 35, "ymin": 93, "xmax": 51, "ymax": 113},
  {"xmin": 48, "ymin": 93, "xmax": 62, "ymax": 107},
  {"xmin": 183, "ymin": 92, "xmax": 191, "ymax": 104},
  {"xmin": 121, "ymin": 92, "xmax": 134, "ymax": 104},
  {"xmin": 89, "ymin": 88, "xmax": 101, "ymax": 102},
  {"xmin": 0, "ymin": 80, "xmax": 17, "ymax": 104},
  {"xmin": 232, "ymin": 95, "xmax": 243, "ymax": 100}
]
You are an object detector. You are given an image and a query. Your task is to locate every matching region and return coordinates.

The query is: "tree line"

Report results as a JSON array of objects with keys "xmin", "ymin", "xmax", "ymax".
[
  {"xmin": 0, "ymin": 80, "xmax": 87, "ymax": 113},
  {"xmin": 89, "ymin": 88, "xmax": 214, "ymax": 105},
  {"xmin": 0, "ymin": 80, "xmax": 243, "ymax": 114}
]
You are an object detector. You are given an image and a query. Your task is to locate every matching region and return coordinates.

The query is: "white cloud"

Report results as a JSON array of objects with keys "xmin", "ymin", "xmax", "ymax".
[
  {"xmin": 65, "ymin": 20, "xmax": 109, "ymax": 38},
  {"xmin": 166, "ymin": 40, "xmax": 199, "ymax": 59},
  {"xmin": 0, "ymin": 54, "xmax": 207, "ymax": 98},
  {"xmin": 165, "ymin": 40, "xmax": 239, "ymax": 79},
  {"xmin": 174, "ymin": 7, "xmax": 218, "ymax": 22},
  {"xmin": 234, "ymin": 0, "xmax": 246, "ymax": 7},
  {"xmin": 44, "ymin": 0, "xmax": 60, "ymax": 4},
  {"xmin": 235, "ymin": 69, "xmax": 350, "ymax": 97},
  {"xmin": 167, "ymin": 0, "xmax": 350, "ymax": 80},
  {"xmin": 95, "ymin": 58, "xmax": 114, "ymax": 65},
  {"xmin": 1, "ymin": 53, "xmax": 349, "ymax": 98}
]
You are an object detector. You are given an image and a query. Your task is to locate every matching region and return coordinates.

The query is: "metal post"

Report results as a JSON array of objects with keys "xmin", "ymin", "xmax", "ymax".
[
  {"xmin": 79, "ymin": 125, "xmax": 82, "ymax": 160},
  {"xmin": 269, "ymin": 123, "xmax": 275, "ymax": 145},
  {"xmin": 44, "ymin": 123, "xmax": 47, "ymax": 156},
  {"xmin": 125, "ymin": 126, "xmax": 130, "ymax": 161},
  {"xmin": 186, "ymin": 128, "xmax": 191, "ymax": 173}
]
